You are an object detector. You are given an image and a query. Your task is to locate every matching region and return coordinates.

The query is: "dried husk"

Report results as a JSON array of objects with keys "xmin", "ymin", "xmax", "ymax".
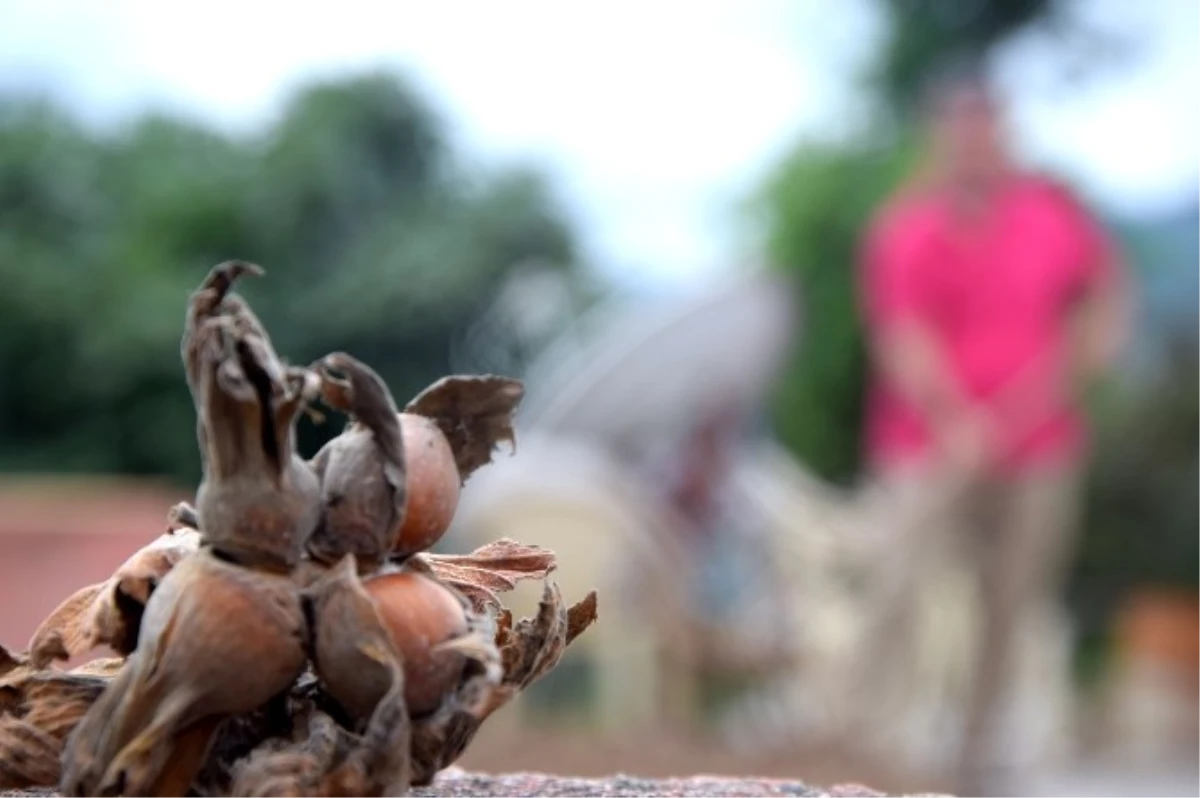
[
  {"xmin": 0, "ymin": 646, "xmax": 114, "ymax": 789},
  {"xmin": 182, "ymin": 260, "xmax": 322, "ymax": 572},
  {"xmin": 306, "ymin": 353, "xmax": 407, "ymax": 575},
  {"xmin": 0, "ymin": 716, "xmax": 61, "ymax": 789},
  {"xmin": 199, "ymin": 546, "xmax": 594, "ymax": 795},
  {"xmin": 403, "ymin": 375, "xmax": 525, "ymax": 483},
  {"xmin": 59, "ymin": 549, "xmax": 310, "ymax": 796},
  {"xmin": 26, "ymin": 527, "xmax": 202, "ymax": 668},
  {"xmin": 227, "ymin": 705, "xmax": 350, "ymax": 796},
  {"xmin": 409, "ymin": 581, "xmax": 598, "ymax": 785},
  {"xmin": 2, "ymin": 262, "xmax": 596, "ymax": 796},
  {"xmin": 2, "ymin": 536, "xmax": 598, "ymax": 796},
  {"xmin": 3, "ymin": 506, "xmax": 595, "ymax": 792},
  {"xmin": 305, "ymin": 364, "xmax": 526, "ymax": 577},
  {"xmin": 305, "ymin": 556, "xmax": 410, "ymax": 725},
  {"xmin": 47, "ymin": 260, "xmax": 325, "ymax": 796}
]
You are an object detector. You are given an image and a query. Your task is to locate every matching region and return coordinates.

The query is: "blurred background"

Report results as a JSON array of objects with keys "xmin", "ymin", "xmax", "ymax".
[{"xmin": 0, "ymin": 0, "xmax": 1195, "ymax": 795}]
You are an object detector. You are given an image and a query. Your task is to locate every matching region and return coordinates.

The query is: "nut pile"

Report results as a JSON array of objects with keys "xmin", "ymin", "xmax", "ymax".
[{"xmin": 0, "ymin": 262, "xmax": 598, "ymax": 796}]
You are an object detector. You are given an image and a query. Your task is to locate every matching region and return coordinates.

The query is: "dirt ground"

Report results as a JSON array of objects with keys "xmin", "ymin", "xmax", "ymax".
[{"xmin": 456, "ymin": 724, "xmax": 948, "ymax": 796}]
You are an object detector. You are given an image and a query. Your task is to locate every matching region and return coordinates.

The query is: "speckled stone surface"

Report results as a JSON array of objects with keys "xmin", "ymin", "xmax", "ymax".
[
  {"xmin": 412, "ymin": 767, "xmax": 886, "ymax": 797},
  {"xmin": 3, "ymin": 767, "xmax": 897, "ymax": 797}
]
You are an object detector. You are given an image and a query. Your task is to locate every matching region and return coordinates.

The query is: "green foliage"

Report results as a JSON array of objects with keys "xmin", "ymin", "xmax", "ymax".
[
  {"xmin": 754, "ymin": 136, "xmax": 917, "ymax": 484},
  {"xmin": 0, "ymin": 72, "xmax": 584, "ymax": 486},
  {"xmin": 870, "ymin": 0, "xmax": 1063, "ymax": 117},
  {"xmin": 1069, "ymin": 334, "xmax": 1200, "ymax": 640}
]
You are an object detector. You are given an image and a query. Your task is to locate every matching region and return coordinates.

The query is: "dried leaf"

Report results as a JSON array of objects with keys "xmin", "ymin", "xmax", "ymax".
[
  {"xmin": 496, "ymin": 609, "xmax": 514, "ymax": 635},
  {"xmin": 233, "ymin": 751, "xmax": 318, "ymax": 797},
  {"xmin": 230, "ymin": 710, "xmax": 344, "ymax": 797},
  {"xmin": 417, "ymin": 538, "xmax": 557, "ymax": 613},
  {"xmin": 231, "ymin": 678, "xmax": 415, "ymax": 798},
  {"xmin": 166, "ymin": 501, "xmax": 200, "ymax": 533},
  {"xmin": 409, "ymin": 581, "xmax": 597, "ymax": 785},
  {"xmin": 0, "ymin": 643, "xmax": 25, "ymax": 679},
  {"xmin": 566, "ymin": 590, "xmax": 600, "ymax": 646},
  {"xmin": 505, "ymin": 581, "xmax": 568, "ymax": 689},
  {"xmin": 0, "ymin": 660, "xmax": 110, "ymax": 790},
  {"xmin": 27, "ymin": 530, "xmax": 201, "ymax": 667},
  {"xmin": 0, "ymin": 664, "xmax": 33, "ymax": 715},
  {"xmin": 410, "ymin": 711, "xmax": 477, "ymax": 787},
  {"xmin": 0, "ymin": 715, "xmax": 60, "ymax": 789},
  {"xmin": 194, "ymin": 690, "xmax": 311, "ymax": 795},
  {"xmin": 404, "ymin": 375, "xmax": 524, "ymax": 482},
  {"xmin": 71, "ymin": 658, "xmax": 125, "ymax": 679},
  {"xmin": 18, "ymin": 672, "xmax": 109, "ymax": 740},
  {"xmin": 26, "ymin": 582, "xmax": 107, "ymax": 668}
]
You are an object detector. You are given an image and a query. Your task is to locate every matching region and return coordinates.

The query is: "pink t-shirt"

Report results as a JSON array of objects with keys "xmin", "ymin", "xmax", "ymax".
[{"xmin": 860, "ymin": 174, "xmax": 1118, "ymax": 473}]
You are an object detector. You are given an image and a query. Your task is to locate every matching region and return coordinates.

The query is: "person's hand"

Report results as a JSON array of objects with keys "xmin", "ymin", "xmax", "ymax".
[
  {"xmin": 990, "ymin": 348, "xmax": 1075, "ymax": 449},
  {"xmin": 935, "ymin": 407, "xmax": 999, "ymax": 479}
]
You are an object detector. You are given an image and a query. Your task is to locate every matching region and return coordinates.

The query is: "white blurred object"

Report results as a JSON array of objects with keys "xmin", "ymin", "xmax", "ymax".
[
  {"xmin": 456, "ymin": 428, "xmax": 1082, "ymax": 767},
  {"xmin": 494, "ymin": 264, "xmax": 578, "ymax": 344},
  {"xmin": 457, "ymin": 262, "xmax": 1079, "ymax": 763},
  {"xmin": 717, "ymin": 442, "xmax": 1079, "ymax": 777},
  {"xmin": 520, "ymin": 267, "xmax": 797, "ymax": 457},
  {"xmin": 452, "ymin": 432, "xmax": 693, "ymax": 731},
  {"xmin": 450, "ymin": 267, "xmax": 801, "ymax": 731},
  {"xmin": 453, "ymin": 262, "xmax": 585, "ymax": 376}
]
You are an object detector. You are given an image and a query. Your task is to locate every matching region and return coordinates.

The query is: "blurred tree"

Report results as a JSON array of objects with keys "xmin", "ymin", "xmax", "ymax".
[
  {"xmin": 757, "ymin": 138, "xmax": 915, "ymax": 483},
  {"xmin": 1070, "ymin": 331, "xmax": 1199, "ymax": 675},
  {"xmin": 870, "ymin": 0, "xmax": 1061, "ymax": 118},
  {"xmin": 872, "ymin": 0, "xmax": 1135, "ymax": 121},
  {"xmin": 0, "ymin": 72, "xmax": 586, "ymax": 485}
]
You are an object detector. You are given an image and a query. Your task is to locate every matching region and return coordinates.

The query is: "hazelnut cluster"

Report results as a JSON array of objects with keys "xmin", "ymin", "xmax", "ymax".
[{"xmin": 0, "ymin": 262, "xmax": 597, "ymax": 796}]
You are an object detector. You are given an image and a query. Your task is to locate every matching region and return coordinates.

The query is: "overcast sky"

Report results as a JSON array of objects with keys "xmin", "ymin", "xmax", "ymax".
[{"xmin": 2, "ymin": 0, "xmax": 1196, "ymax": 290}]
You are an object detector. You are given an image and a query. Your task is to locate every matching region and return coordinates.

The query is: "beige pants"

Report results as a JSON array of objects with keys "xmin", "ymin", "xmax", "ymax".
[{"xmin": 850, "ymin": 461, "xmax": 1082, "ymax": 792}]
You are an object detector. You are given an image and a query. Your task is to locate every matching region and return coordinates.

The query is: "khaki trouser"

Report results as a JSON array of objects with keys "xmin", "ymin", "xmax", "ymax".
[{"xmin": 849, "ymin": 461, "xmax": 1082, "ymax": 793}]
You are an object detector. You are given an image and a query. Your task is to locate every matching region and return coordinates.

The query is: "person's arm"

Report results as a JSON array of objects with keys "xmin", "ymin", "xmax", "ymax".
[
  {"xmin": 1051, "ymin": 179, "xmax": 1133, "ymax": 384},
  {"xmin": 990, "ymin": 185, "xmax": 1133, "ymax": 441},
  {"xmin": 871, "ymin": 318, "xmax": 970, "ymax": 424},
  {"xmin": 1071, "ymin": 247, "xmax": 1132, "ymax": 383},
  {"xmin": 859, "ymin": 215, "xmax": 992, "ymax": 469}
]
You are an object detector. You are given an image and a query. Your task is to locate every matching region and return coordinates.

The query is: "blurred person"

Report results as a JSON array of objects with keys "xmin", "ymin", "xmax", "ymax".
[
  {"xmin": 849, "ymin": 58, "xmax": 1131, "ymax": 795},
  {"xmin": 660, "ymin": 402, "xmax": 774, "ymax": 629},
  {"xmin": 631, "ymin": 404, "xmax": 787, "ymax": 718}
]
